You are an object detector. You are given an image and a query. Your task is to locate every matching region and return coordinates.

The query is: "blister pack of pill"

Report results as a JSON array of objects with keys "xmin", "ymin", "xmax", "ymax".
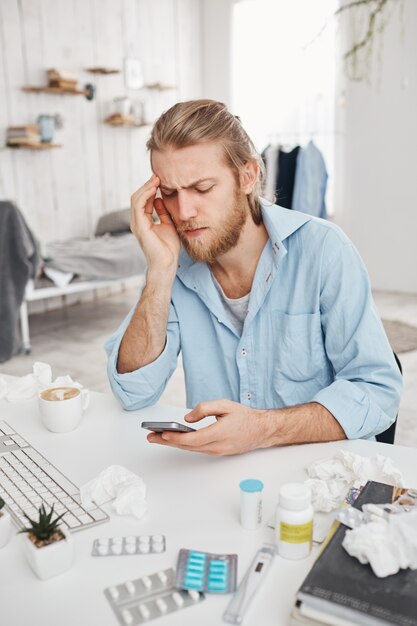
[
  {"xmin": 92, "ymin": 535, "xmax": 165, "ymax": 556},
  {"xmin": 104, "ymin": 568, "xmax": 205, "ymax": 625},
  {"xmin": 175, "ymin": 549, "xmax": 238, "ymax": 594},
  {"xmin": 336, "ymin": 506, "xmax": 365, "ymax": 529}
]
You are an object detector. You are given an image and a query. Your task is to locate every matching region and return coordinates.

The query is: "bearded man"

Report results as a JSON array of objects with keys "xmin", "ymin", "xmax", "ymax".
[{"xmin": 106, "ymin": 99, "xmax": 402, "ymax": 455}]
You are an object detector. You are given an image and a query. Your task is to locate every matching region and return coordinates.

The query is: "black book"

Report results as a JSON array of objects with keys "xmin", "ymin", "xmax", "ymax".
[{"xmin": 293, "ymin": 481, "xmax": 417, "ymax": 626}]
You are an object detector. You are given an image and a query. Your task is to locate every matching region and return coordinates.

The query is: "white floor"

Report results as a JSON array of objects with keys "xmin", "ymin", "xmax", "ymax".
[{"xmin": 1, "ymin": 289, "xmax": 416, "ymax": 448}]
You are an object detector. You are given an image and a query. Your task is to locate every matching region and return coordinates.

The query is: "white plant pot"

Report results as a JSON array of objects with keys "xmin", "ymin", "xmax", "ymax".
[
  {"xmin": 0, "ymin": 510, "xmax": 12, "ymax": 548},
  {"xmin": 21, "ymin": 527, "xmax": 74, "ymax": 580}
]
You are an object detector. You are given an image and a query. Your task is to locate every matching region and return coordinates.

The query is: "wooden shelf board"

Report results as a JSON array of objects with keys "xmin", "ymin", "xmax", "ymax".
[
  {"xmin": 144, "ymin": 83, "xmax": 177, "ymax": 91},
  {"xmin": 7, "ymin": 142, "xmax": 62, "ymax": 150},
  {"xmin": 22, "ymin": 85, "xmax": 85, "ymax": 96},
  {"xmin": 86, "ymin": 67, "xmax": 120, "ymax": 74}
]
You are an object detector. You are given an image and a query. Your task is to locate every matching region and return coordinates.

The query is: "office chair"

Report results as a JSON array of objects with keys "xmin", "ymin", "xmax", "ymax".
[{"xmin": 375, "ymin": 352, "xmax": 402, "ymax": 445}]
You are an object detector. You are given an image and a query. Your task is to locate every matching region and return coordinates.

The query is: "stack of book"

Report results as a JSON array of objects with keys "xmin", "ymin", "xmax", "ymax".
[
  {"xmin": 46, "ymin": 68, "xmax": 78, "ymax": 91},
  {"xmin": 6, "ymin": 124, "xmax": 41, "ymax": 146},
  {"xmin": 291, "ymin": 481, "xmax": 417, "ymax": 626}
]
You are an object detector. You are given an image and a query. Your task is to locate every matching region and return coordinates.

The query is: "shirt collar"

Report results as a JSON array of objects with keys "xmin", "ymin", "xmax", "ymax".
[{"xmin": 177, "ymin": 199, "xmax": 311, "ymax": 278}]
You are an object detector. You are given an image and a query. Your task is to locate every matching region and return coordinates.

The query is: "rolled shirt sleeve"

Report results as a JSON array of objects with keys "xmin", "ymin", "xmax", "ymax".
[
  {"xmin": 105, "ymin": 302, "xmax": 180, "ymax": 410},
  {"xmin": 312, "ymin": 230, "xmax": 403, "ymax": 439}
]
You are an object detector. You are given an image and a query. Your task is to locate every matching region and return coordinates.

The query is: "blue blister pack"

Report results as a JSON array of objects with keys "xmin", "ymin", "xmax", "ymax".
[{"xmin": 175, "ymin": 549, "xmax": 238, "ymax": 594}]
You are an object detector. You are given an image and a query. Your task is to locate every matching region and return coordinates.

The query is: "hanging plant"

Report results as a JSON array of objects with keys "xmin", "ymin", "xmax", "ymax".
[{"xmin": 335, "ymin": 0, "xmax": 403, "ymax": 82}]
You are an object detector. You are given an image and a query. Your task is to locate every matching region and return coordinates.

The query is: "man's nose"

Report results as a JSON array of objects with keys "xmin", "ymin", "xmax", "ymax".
[{"xmin": 177, "ymin": 191, "xmax": 198, "ymax": 221}]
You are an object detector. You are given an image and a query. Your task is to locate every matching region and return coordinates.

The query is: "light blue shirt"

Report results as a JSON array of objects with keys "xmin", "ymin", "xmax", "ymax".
[{"xmin": 106, "ymin": 202, "xmax": 402, "ymax": 440}]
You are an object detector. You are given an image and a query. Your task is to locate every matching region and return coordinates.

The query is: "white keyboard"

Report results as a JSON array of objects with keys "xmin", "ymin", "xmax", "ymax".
[{"xmin": 0, "ymin": 420, "xmax": 109, "ymax": 532}]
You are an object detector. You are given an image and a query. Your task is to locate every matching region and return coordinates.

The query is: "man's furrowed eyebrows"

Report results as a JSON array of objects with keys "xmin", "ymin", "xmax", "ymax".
[{"xmin": 160, "ymin": 178, "xmax": 217, "ymax": 191}]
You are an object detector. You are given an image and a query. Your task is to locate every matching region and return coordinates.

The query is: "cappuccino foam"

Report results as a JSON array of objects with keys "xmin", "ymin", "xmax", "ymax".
[{"xmin": 40, "ymin": 387, "xmax": 80, "ymax": 402}]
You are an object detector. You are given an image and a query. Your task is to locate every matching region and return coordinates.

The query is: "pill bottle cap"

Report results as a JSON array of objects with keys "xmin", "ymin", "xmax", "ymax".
[
  {"xmin": 239, "ymin": 479, "xmax": 264, "ymax": 493},
  {"xmin": 278, "ymin": 483, "xmax": 311, "ymax": 510}
]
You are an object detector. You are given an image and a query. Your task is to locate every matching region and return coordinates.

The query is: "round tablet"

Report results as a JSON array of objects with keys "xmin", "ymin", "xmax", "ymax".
[
  {"xmin": 152, "ymin": 535, "xmax": 163, "ymax": 543},
  {"xmin": 139, "ymin": 535, "xmax": 150, "ymax": 543},
  {"xmin": 152, "ymin": 543, "xmax": 164, "ymax": 553},
  {"xmin": 98, "ymin": 545, "xmax": 108, "ymax": 556},
  {"xmin": 125, "ymin": 536, "xmax": 137, "ymax": 544},
  {"xmin": 139, "ymin": 542, "xmax": 150, "ymax": 554},
  {"xmin": 112, "ymin": 537, "xmax": 123, "ymax": 545},
  {"xmin": 111, "ymin": 544, "xmax": 123, "ymax": 555},
  {"xmin": 125, "ymin": 543, "xmax": 137, "ymax": 555},
  {"xmin": 98, "ymin": 538, "xmax": 109, "ymax": 546}
]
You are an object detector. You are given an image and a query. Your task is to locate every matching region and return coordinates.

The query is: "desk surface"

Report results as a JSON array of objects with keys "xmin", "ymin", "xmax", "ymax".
[{"xmin": 1, "ymin": 390, "xmax": 416, "ymax": 626}]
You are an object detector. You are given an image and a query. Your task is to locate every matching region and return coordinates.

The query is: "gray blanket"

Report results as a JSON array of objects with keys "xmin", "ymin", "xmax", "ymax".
[
  {"xmin": 0, "ymin": 201, "xmax": 39, "ymax": 362},
  {"xmin": 44, "ymin": 233, "xmax": 147, "ymax": 279}
]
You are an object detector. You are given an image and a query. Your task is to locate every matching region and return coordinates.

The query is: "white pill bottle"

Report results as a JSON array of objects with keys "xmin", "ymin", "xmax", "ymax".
[{"xmin": 275, "ymin": 483, "xmax": 313, "ymax": 559}]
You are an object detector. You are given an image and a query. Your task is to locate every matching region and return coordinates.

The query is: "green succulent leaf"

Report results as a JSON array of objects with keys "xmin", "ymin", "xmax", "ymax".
[{"xmin": 19, "ymin": 503, "xmax": 66, "ymax": 541}]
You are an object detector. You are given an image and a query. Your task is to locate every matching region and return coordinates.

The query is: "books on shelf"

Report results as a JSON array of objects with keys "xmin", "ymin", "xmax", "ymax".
[
  {"xmin": 291, "ymin": 481, "xmax": 417, "ymax": 626},
  {"xmin": 6, "ymin": 124, "xmax": 41, "ymax": 146}
]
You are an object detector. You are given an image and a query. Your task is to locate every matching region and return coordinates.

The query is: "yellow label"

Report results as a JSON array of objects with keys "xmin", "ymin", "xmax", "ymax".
[{"xmin": 280, "ymin": 521, "xmax": 313, "ymax": 545}]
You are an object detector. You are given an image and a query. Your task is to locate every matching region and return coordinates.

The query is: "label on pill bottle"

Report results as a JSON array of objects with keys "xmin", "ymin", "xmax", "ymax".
[{"xmin": 280, "ymin": 521, "xmax": 313, "ymax": 545}]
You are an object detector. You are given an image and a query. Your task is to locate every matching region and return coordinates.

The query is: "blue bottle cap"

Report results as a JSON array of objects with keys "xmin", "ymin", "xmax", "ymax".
[{"xmin": 239, "ymin": 479, "xmax": 264, "ymax": 493}]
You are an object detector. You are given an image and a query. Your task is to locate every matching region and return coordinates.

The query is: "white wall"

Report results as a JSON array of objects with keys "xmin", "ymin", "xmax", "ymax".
[
  {"xmin": 0, "ymin": 0, "xmax": 203, "ymax": 244},
  {"xmin": 334, "ymin": 0, "xmax": 417, "ymax": 293},
  {"xmin": 201, "ymin": 0, "xmax": 233, "ymax": 105}
]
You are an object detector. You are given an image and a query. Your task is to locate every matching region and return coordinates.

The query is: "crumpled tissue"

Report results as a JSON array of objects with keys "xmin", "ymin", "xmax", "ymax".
[
  {"xmin": 343, "ymin": 509, "xmax": 417, "ymax": 577},
  {"xmin": 305, "ymin": 450, "xmax": 404, "ymax": 512},
  {"xmin": 80, "ymin": 465, "xmax": 147, "ymax": 519},
  {"xmin": 0, "ymin": 362, "xmax": 83, "ymax": 402}
]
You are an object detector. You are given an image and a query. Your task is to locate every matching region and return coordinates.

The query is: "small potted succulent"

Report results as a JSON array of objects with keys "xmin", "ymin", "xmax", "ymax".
[
  {"xmin": 0, "ymin": 497, "xmax": 12, "ymax": 548},
  {"xmin": 20, "ymin": 504, "xmax": 74, "ymax": 579}
]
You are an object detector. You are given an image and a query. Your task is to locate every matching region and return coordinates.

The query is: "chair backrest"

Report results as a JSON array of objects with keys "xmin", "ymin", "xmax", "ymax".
[{"xmin": 375, "ymin": 352, "xmax": 402, "ymax": 445}]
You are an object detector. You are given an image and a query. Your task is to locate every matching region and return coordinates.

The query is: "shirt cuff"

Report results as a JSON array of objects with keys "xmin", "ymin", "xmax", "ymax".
[
  {"xmin": 107, "ymin": 338, "xmax": 176, "ymax": 410},
  {"xmin": 312, "ymin": 379, "xmax": 392, "ymax": 439}
]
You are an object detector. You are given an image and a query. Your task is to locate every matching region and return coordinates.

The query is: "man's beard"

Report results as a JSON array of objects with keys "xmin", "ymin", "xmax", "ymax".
[{"xmin": 176, "ymin": 192, "xmax": 248, "ymax": 264}]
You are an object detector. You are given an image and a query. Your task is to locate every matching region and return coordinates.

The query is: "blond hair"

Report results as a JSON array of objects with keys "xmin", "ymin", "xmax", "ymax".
[{"xmin": 146, "ymin": 99, "xmax": 265, "ymax": 225}]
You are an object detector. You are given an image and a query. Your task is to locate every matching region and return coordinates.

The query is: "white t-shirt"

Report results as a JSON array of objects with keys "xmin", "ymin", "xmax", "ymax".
[{"xmin": 211, "ymin": 273, "xmax": 250, "ymax": 336}]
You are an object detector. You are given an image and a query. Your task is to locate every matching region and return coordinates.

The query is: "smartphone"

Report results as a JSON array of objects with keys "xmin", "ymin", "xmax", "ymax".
[{"xmin": 141, "ymin": 421, "xmax": 196, "ymax": 433}]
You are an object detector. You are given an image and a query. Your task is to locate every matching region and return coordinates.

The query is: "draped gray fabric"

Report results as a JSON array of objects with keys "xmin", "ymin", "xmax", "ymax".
[{"xmin": 0, "ymin": 201, "xmax": 40, "ymax": 362}]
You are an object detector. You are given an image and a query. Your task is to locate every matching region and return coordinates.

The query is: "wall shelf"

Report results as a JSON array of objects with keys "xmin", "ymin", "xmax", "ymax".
[
  {"xmin": 86, "ymin": 67, "xmax": 120, "ymax": 74},
  {"xmin": 22, "ymin": 84, "xmax": 95, "ymax": 100},
  {"xmin": 6, "ymin": 142, "xmax": 62, "ymax": 150},
  {"xmin": 144, "ymin": 82, "xmax": 177, "ymax": 91},
  {"xmin": 104, "ymin": 114, "xmax": 150, "ymax": 128}
]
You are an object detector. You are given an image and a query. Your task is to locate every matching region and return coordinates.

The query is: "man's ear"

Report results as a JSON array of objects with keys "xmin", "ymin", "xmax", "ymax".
[{"xmin": 239, "ymin": 160, "xmax": 258, "ymax": 194}]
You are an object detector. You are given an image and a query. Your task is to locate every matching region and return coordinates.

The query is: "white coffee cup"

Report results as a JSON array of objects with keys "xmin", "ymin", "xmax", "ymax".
[{"xmin": 38, "ymin": 386, "xmax": 90, "ymax": 433}]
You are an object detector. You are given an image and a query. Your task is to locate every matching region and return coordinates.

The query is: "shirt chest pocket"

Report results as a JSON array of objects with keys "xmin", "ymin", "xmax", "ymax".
[{"xmin": 269, "ymin": 311, "xmax": 326, "ymax": 383}]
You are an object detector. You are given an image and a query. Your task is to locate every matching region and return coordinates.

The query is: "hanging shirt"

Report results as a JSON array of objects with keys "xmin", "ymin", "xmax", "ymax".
[
  {"xmin": 106, "ymin": 201, "xmax": 402, "ymax": 440},
  {"xmin": 276, "ymin": 146, "xmax": 300, "ymax": 209},
  {"xmin": 292, "ymin": 140, "xmax": 328, "ymax": 219}
]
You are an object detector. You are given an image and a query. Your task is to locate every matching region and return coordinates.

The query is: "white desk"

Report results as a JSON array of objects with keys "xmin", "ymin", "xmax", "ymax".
[{"xmin": 1, "ymin": 390, "xmax": 416, "ymax": 626}]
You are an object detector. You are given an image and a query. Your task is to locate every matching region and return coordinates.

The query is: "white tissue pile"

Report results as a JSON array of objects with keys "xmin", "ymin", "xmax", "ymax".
[
  {"xmin": 80, "ymin": 465, "xmax": 147, "ymax": 520},
  {"xmin": 0, "ymin": 362, "xmax": 83, "ymax": 401},
  {"xmin": 305, "ymin": 450, "xmax": 404, "ymax": 512},
  {"xmin": 343, "ymin": 509, "xmax": 417, "ymax": 577}
]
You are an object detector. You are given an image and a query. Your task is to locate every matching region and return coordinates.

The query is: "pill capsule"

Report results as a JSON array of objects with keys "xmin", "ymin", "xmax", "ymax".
[
  {"xmin": 157, "ymin": 570, "xmax": 168, "ymax": 584},
  {"xmin": 121, "ymin": 609, "xmax": 133, "ymax": 625},
  {"xmin": 188, "ymin": 589, "xmax": 200, "ymax": 602},
  {"xmin": 172, "ymin": 592, "xmax": 184, "ymax": 607},
  {"xmin": 125, "ymin": 581, "xmax": 135, "ymax": 595},
  {"xmin": 156, "ymin": 598, "xmax": 167, "ymax": 614},
  {"xmin": 141, "ymin": 575, "xmax": 152, "ymax": 590},
  {"xmin": 139, "ymin": 604, "xmax": 150, "ymax": 620},
  {"xmin": 109, "ymin": 586, "xmax": 119, "ymax": 600}
]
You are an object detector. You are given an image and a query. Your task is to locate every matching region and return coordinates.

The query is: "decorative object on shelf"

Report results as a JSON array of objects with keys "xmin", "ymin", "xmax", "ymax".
[
  {"xmin": 86, "ymin": 67, "xmax": 120, "ymax": 75},
  {"xmin": 104, "ymin": 113, "xmax": 148, "ymax": 128},
  {"xmin": 124, "ymin": 57, "xmax": 144, "ymax": 90},
  {"xmin": 0, "ymin": 497, "xmax": 12, "ymax": 549},
  {"xmin": 6, "ymin": 124, "xmax": 41, "ymax": 147},
  {"xmin": 144, "ymin": 82, "xmax": 177, "ymax": 91},
  {"xmin": 22, "ymin": 67, "xmax": 95, "ymax": 100},
  {"xmin": 113, "ymin": 96, "xmax": 131, "ymax": 116},
  {"xmin": 19, "ymin": 504, "xmax": 74, "ymax": 580}
]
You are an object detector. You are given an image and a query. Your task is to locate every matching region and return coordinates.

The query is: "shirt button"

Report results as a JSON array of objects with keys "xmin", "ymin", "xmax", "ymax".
[
  {"xmin": 246, "ymin": 392, "xmax": 252, "ymax": 400},
  {"xmin": 241, "ymin": 349, "xmax": 247, "ymax": 356}
]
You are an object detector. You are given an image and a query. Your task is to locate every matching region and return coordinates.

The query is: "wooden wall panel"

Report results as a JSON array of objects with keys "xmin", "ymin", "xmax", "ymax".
[{"xmin": 0, "ymin": 0, "xmax": 203, "ymax": 243}]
